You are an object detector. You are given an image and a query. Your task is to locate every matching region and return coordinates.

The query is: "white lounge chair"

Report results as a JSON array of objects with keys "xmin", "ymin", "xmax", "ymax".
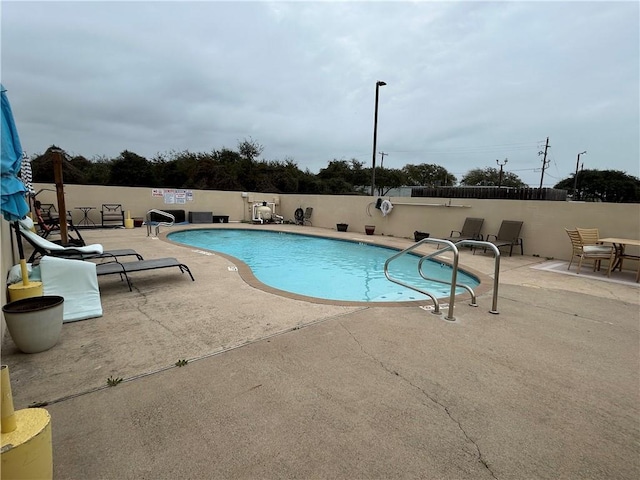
[{"xmin": 17, "ymin": 217, "xmax": 143, "ymax": 263}]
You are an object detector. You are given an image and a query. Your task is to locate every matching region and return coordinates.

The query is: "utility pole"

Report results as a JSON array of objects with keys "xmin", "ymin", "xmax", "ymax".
[
  {"xmin": 573, "ymin": 151, "xmax": 587, "ymax": 200},
  {"xmin": 496, "ymin": 158, "xmax": 508, "ymax": 188},
  {"xmin": 538, "ymin": 137, "xmax": 550, "ymax": 199},
  {"xmin": 379, "ymin": 151, "xmax": 388, "ymax": 168},
  {"xmin": 371, "ymin": 80, "xmax": 386, "ymax": 196}
]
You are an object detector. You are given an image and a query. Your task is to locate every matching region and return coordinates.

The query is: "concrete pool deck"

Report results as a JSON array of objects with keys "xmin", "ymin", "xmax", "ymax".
[{"xmin": 2, "ymin": 223, "xmax": 639, "ymax": 479}]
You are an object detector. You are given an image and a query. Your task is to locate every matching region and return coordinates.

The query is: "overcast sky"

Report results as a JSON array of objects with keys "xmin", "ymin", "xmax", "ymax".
[{"xmin": 2, "ymin": 0, "xmax": 638, "ymax": 187}]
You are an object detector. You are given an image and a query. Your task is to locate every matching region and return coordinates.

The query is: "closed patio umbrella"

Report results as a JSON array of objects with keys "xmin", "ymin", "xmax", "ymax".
[
  {"xmin": 20, "ymin": 152, "xmax": 35, "ymax": 211},
  {"xmin": 1, "ymin": 84, "xmax": 35, "ymax": 288},
  {"xmin": 1, "ymin": 84, "xmax": 29, "ymax": 221}
]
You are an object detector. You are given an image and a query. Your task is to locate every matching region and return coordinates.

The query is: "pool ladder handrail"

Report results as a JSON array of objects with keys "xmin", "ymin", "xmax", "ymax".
[
  {"xmin": 384, "ymin": 238, "xmax": 501, "ymax": 321},
  {"xmin": 145, "ymin": 209, "xmax": 175, "ymax": 237}
]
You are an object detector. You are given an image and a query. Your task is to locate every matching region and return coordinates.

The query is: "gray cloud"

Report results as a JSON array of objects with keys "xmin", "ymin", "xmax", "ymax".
[{"xmin": 2, "ymin": 0, "xmax": 638, "ymax": 186}]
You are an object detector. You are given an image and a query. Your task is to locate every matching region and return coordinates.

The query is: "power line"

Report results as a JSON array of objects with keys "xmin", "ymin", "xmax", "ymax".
[{"xmin": 386, "ymin": 144, "xmax": 539, "ymax": 155}]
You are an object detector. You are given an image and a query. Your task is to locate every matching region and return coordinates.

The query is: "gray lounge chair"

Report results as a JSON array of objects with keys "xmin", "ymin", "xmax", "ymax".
[
  {"xmin": 444, "ymin": 217, "xmax": 484, "ymax": 242},
  {"xmin": 96, "ymin": 258, "xmax": 194, "ymax": 291},
  {"xmin": 481, "ymin": 220, "xmax": 524, "ymax": 256}
]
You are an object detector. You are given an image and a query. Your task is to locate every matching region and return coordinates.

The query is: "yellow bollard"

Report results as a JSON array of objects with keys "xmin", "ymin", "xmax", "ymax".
[
  {"xmin": 1, "ymin": 366, "xmax": 53, "ymax": 479},
  {"xmin": 124, "ymin": 210, "xmax": 134, "ymax": 229},
  {"xmin": 1, "ymin": 410, "xmax": 53, "ymax": 480},
  {"xmin": 7, "ymin": 282, "xmax": 43, "ymax": 302},
  {"xmin": 1, "ymin": 366, "xmax": 16, "ymax": 433},
  {"xmin": 7, "ymin": 259, "xmax": 43, "ymax": 302}
]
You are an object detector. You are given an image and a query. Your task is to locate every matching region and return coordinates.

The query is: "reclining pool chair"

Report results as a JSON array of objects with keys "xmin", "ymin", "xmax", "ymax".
[
  {"xmin": 33, "ymin": 202, "xmax": 82, "ymax": 244},
  {"xmin": 477, "ymin": 220, "xmax": 524, "ymax": 256},
  {"xmin": 444, "ymin": 217, "xmax": 484, "ymax": 243},
  {"xmin": 96, "ymin": 258, "xmax": 195, "ymax": 291},
  {"xmin": 17, "ymin": 218, "xmax": 143, "ymax": 263}
]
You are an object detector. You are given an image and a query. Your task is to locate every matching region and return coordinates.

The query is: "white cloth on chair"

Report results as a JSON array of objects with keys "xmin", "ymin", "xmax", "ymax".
[{"xmin": 39, "ymin": 256, "xmax": 103, "ymax": 323}]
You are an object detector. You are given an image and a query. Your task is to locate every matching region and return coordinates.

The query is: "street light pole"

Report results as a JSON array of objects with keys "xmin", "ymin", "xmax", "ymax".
[
  {"xmin": 371, "ymin": 80, "xmax": 386, "ymax": 196},
  {"xmin": 496, "ymin": 158, "xmax": 508, "ymax": 188},
  {"xmin": 573, "ymin": 151, "xmax": 587, "ymax": 200}
]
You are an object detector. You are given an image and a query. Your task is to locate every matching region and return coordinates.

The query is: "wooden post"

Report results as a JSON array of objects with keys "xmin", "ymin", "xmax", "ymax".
[{"xmin": 52, "ymin": 149, "xmax": 68, "ymax": 245}]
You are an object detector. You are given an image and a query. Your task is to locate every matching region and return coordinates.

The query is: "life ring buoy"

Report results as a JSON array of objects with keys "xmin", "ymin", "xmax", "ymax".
[{"xmin": 380, "ymin": 199, "xmax": 393, "ymax": 217}]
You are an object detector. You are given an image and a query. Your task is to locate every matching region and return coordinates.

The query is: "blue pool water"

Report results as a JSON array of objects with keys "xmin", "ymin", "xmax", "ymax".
[{"xmin": 168, "ymin": 229, "xmax": 480, "ymax": 303}]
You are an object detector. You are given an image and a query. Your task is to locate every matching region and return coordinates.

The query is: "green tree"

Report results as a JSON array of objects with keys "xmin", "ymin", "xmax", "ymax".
[
  {"xmin": 109, "ymin": 151, "xmax": 155, "ymax": 187},
  {"xmin": 374, "ymin": 167, "xmax": 407, "ymax": 196},
  {"xmin": 84, "ymin": 156, "xmax": 113, "ymax": 185},
  {"xmin": 461, "ymin": 167, "xmax": 526, "ymax": 187},
  {"xmin": 403, "ymin": 163, "xmax": 456, "ymax": 186},
  {"xmin": 266, "ymin": 159, "xmax": 303, "ymax": 193},
  {"xmin": 318, "ymin": 160, "xmax": 352, "ymax": 181},
  {"xmin": 317, "ymin": 159, "xmax": 369, "ymax": 193},
  {"xmin": 237, "ymin": 137, "xmax": 264, "ymax": 162},
  {"xmin": 297, "ymin": 168, "xmax": 324, "ymax": 193},
  {"xmin": 151, "ymin": 151, "xmax": 197, "ymax": 188},
  {"xmin": 554, "ymin": 169, "xmax": 640, "ymax": 203},
  {"xmin": 30, "ymin": 146, "xmax": 87, "ymax": 184}
]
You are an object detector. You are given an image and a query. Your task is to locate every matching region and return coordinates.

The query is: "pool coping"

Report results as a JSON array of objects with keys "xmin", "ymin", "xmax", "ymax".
[{"xmin": 160, "ymin": 224, "xmax": 494, "ymax": 307}]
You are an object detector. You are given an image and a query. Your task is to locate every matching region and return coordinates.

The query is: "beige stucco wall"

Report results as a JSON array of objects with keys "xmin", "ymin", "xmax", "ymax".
[
  {"xmin": 279, "ymin": 194, "xmax": 640, "ymax": 260},
  {"xmin": 5, "ymin": 182, "xmax": 639, "ymax": 262}
]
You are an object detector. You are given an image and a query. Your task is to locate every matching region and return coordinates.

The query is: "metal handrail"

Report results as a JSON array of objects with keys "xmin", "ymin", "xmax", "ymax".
[
  {"xmin": 384, "ymin": 238, "xmax": 501, "ymax": 321},
  {"xmin": 453, "ymin": 240, "xmax": 501, "ymax": 314},
  {"xmin": 145, "ymin": 209, "xmax": 175, "ymax": 237}
]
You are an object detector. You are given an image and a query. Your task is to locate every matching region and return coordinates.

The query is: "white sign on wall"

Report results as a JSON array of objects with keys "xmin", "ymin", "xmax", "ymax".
[{"xmin": 151, "ymin": 188, "xmax": 194, "ymax": 204}]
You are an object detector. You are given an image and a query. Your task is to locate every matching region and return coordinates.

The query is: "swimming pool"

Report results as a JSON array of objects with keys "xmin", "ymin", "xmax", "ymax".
[{"xmin": 168, "ymin": 229, "xmax": 480, "ymax": 303}]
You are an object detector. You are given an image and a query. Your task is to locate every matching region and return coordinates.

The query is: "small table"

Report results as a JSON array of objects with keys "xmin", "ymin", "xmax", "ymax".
[
  {"xmin": 600, "ymin": 237, "xmax": 640, "ymax": 282},
  {"xmin": 75, "ymin": 206, "xmax": 96, "ymax": 227}
]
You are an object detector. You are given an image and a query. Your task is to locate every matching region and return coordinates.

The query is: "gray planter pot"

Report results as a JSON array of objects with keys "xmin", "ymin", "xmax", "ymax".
[{"xmin": 2, "ymin": 296, "xmax": 64, "ymax": 353}]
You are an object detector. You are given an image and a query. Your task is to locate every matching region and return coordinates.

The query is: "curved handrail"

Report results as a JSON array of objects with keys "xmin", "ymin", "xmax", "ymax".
[
  {"xmin": 384, "ymin": 238, "xmax": 501, "ymax": 320},
  {"xmin": 384, "ymin": 239, "xmax": 457, "ymax": 319},
  {"xmin": 145, "ymin": 209, "xmax": 175, "ymax": 237},
  {"xmin": 454, "ymin": 239, "xmax": 501, "ymax": 314},
  {"xmin": 417, "ymin": 253, "xmax": 477, "ymax": 306}
]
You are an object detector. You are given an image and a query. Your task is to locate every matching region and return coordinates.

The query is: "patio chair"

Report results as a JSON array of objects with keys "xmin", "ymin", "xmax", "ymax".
[
  {"xmin": 570, "ymin": 228, "xmax": 615, "ymax": 275},
  {"xmin": 101, "ymin": 203, "xmax": 125, "ymax": 228},
  {"xmin": 480, "ymin": 220, "xmax": 524, "ymax": 256},
  {"xmin": 17, "ymin": 218, "xmax": 143, "ymax": 263},
  {"xmin": 303, "ymin": 207, "xmax": 313, "ymax": 226},
  {"xmin": 37, "ymin": 203, "xmax": 60, "ymax": 222},
  {"xmin": 444, "ymin": 217, "xmax": 484, "ymax": 243},
  {"xmin": 96, "ymin": 258, "xmax": 195, "ymax": 291},
  {"xmin": 34, "ymin": 201, "xmax": 84, "ymax": 245}
]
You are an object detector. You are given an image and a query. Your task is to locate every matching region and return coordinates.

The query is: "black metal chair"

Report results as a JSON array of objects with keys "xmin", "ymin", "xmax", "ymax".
[{"xmin": 101, "ymin": 204, "xmax": 125, "ymax": 228}]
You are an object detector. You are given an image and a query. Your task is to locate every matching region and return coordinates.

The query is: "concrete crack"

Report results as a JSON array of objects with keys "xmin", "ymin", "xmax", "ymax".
[{"xmin": 340, "ymin": 321, "xmax": 498, "ymax": 480}]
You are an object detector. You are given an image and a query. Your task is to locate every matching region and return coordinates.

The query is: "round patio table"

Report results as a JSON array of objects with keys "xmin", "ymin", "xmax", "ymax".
[{"xmin": 75, "ymin": 206, "xmax": 96, "ymax": 227}]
